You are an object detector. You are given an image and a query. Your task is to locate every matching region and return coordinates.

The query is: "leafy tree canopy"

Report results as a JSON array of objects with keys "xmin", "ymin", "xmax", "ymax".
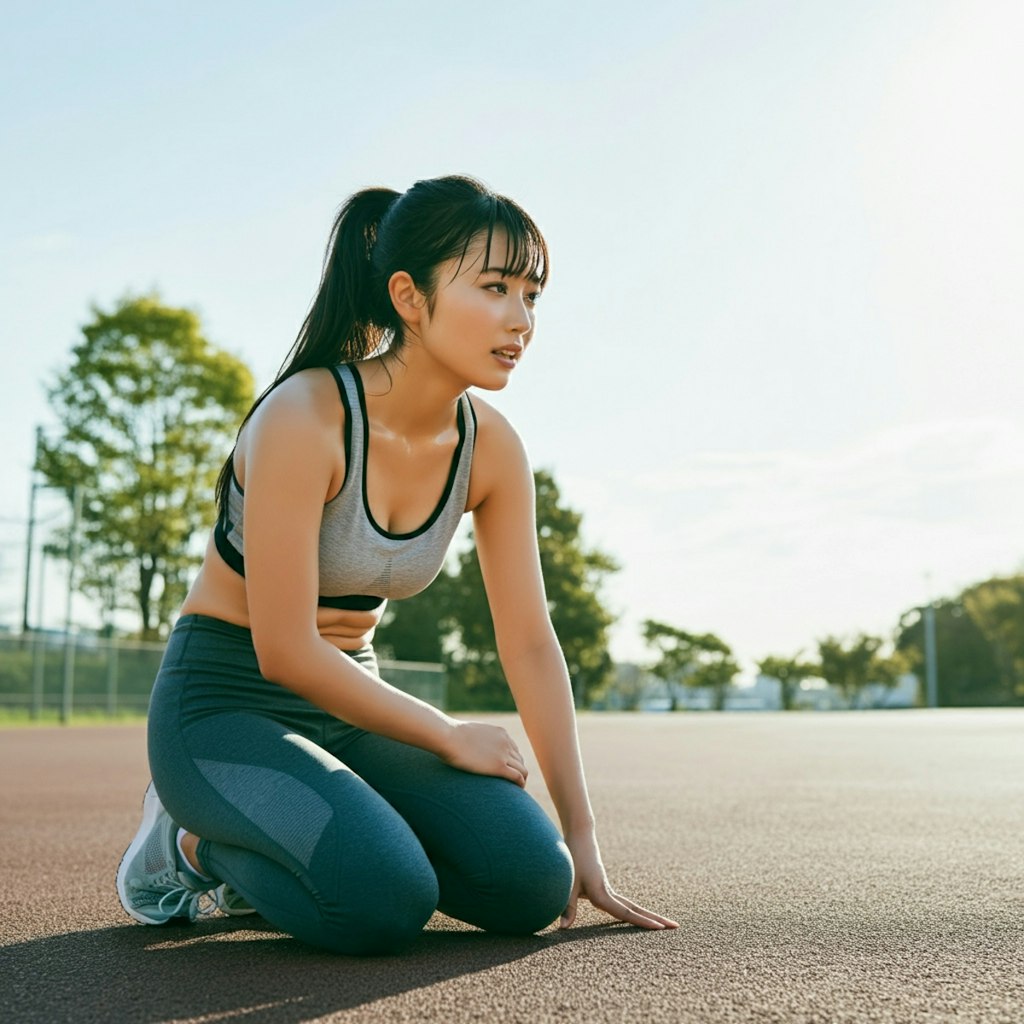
[
  {"xmin": 816, "ymin": 633, "xmax": 904, "ymax": 709},
  {"xmin": 756, "ymin": 654, "xmax": 818, "ymax": 711},
  {"xmin": 38, "ymin": 294, "xmax": 254, "ymax": 638},
  {"xmin": 897, "ymin": 576, "xmax": 1024, "ymax": 706},
  {"xmin": 642, "ymin": 620, "xmax": 738, "ymax": 710},
  {"xmin": 960, "ymin": 576, "xmax": 1024, "ymax": 702}
]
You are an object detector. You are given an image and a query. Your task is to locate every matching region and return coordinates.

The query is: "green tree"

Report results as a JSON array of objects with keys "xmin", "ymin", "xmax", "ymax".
[
  {"xmin": 442, "ymin": 469, "xmax": 619, "ymax": 710},
  {"xmin": 688, "ymin": 636, "xmax": 740, "ymax": 712},
  {"xmin": 896, "ymin": 598, "xmax": 1004, "ymax": 706},
  {"xmin": 38, "ymin": 294, "xmax": 254, "ymax": 639},
  {"xmin": 960, "ymin": 576, "xmax": 1024, "ymax": 703},
  {"xmin": 816, "ymin": 633, "xmax": 903, "ymax": 709},
  {"xmin": 642, "ymin": 620, "xmax": 697, "ymax": 711},
  {"xmin": 756, "ymin": 653, "xmax": 817, "ymax": 711},
  {"xmin": 642, "ymin": 620, "xmax": 739, "ymax": 711}
]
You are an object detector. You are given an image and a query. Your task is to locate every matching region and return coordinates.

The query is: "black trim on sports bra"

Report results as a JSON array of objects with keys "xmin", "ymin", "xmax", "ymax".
[
  {"xmin": 214, "ymin": 516, "xmax": 246, "ymax": 576},
  {"xmin": 212, "ymin": 365, "xmax": 379, "ymax": 609},
  {"xmin": 214, "ymin": 519, "xmax": 383, "ymax": 609},
  {"xmin": 317, "ymin": 594, "xmax": 386, "ymax": 611},
  {"xmin": 349, "ymin": 364, "xmax": 468, "ymax": 541},
  {"xmin": 327, "ymin": 365, "xmax": 354, "ymax": 497}
]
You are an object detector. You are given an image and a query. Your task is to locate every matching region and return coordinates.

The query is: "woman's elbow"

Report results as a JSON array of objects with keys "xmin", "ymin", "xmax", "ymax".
[
  {"xmin": 252, "ymin": 630, "xmax": 313, "ymax": 684},
  {"xmin": 253, "ymin": 644, "xmax": 288, "ymax": 683}
]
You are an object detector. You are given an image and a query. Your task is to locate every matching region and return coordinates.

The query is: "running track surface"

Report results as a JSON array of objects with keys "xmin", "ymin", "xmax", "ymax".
[{"xmin": 1, "ymin": 710, "xmax": 1022, "ymax": 1023}]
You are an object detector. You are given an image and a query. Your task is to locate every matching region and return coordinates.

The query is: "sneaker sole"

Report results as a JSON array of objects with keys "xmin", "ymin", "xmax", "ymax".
[{"xmin": 116, "ymin": 781, "xmax": 169, "ymax": 925}]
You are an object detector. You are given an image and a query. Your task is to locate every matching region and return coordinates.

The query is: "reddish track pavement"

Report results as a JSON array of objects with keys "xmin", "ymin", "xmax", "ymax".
[{"xmin": 2, "ymin": 710, "xmax": 1022, "ymax": 1023}]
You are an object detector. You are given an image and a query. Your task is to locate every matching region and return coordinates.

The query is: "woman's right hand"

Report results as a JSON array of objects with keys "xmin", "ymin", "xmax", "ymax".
[{"xmin": 440, "ymin": 721, "xmax": 529, "ymax": 787}]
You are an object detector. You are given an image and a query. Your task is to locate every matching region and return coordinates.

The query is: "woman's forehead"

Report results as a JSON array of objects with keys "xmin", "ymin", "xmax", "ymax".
[{"xmin": 458, "ymin": 229, "xmax": 541, "ymax": 281}]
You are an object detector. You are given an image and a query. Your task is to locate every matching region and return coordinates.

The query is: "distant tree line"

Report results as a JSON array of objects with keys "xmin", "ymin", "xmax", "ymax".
[
  {"xmin": 610, "ymin": 625, "xmax": 904, "ymax": 712},
  {"xmin": 634, "ymin": 576, "xmax": 1024, "ymax": 711},
  {"xmin": 755, "ymin": 635, "xmax": 905, "ymax": 711}
]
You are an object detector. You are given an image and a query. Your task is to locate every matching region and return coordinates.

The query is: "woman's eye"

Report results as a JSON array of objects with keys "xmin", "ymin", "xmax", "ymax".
[{"xmin": 483, "ymin": 281, "xmax": 540, "ymax": 305}]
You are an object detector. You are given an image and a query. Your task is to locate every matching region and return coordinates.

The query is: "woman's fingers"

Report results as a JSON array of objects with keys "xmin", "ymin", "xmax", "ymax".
[
  {"xmin": 606, "ymin": 897, "xmax": 678, "ymax": 929},
  {"xmin": 578, "ymin": 887, "xmax": 680, "ymax": 930},
  {"xmin": 445, "ymin": 722, "xmax": 529, "ymax": 785},
  {"xmin": 505, "ymin": 745, "xmax": 528, "ymax": 785},
  {"xmin": 612, "ymin": 893, "xmax": 679, "ymax": 928},
  {"xmin": 504, "ymin": 753, "xmax": 527, "ymax": 787},
  {"xmin": 561, "ymin": 836, "xmax": 677, "ymax": 932},
  {"xmin": 595, "ymin": 893, "xmax": 666, "ymax": 929}
]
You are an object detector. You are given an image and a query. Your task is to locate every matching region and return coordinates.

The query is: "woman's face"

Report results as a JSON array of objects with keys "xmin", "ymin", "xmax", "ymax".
[{"xmin": 414, "ymin": 231, "xmax": 542, "ymax": 391}]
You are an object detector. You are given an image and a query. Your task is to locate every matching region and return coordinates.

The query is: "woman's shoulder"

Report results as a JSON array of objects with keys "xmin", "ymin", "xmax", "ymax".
[
  {"xmin": 240, "ymin": 368, "xmax": 347, "ymax": 450},
  {"xmin": 464, "ymin": 393, "xmax": 531, "ymax": 510},
  {"xmin": 465, "ymin": 392, "xmax": 524, "ymax": 453}
]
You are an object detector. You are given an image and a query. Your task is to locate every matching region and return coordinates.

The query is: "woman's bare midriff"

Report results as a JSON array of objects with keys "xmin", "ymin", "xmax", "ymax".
[{"xmin": 180, "ymin": 533, "xmax": 383, "ymax": 651}]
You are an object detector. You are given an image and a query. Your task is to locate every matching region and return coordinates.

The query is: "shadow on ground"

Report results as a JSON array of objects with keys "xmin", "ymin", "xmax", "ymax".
[{"xmin": 1, "ymin": 918, "xmax": 628, "ymax": 1024}]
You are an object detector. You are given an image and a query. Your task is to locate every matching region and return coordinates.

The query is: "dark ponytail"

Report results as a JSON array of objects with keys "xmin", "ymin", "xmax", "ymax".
[
  {"xmin": 284, "ymin": 187, "xmax": 402, "ymax": 379},
  {"xmin": 215, "ymin": 174, "xmax": 547, "ymax": 519}
]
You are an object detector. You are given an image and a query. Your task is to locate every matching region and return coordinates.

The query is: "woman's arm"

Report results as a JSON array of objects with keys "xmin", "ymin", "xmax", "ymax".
[
  {"xmin": 238, "ymin": 372, "xmax": 527, "ymax": 785},
  {"xmin": 471, "ymin": 411, "xmax": 678, "ymax": 930}
]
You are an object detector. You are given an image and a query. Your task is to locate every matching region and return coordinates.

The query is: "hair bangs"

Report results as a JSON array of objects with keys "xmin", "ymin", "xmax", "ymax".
[{"xmin": 481, "ymin": 198, "xmax": 549, "ymax": 287}]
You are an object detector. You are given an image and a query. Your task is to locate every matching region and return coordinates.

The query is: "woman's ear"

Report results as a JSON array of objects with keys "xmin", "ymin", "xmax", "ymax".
[{"xmin": 388, "ymin": 271, "xmax": 426, "ymax": 327}]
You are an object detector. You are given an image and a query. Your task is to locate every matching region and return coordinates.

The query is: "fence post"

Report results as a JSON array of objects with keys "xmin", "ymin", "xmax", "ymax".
[
  {"xmin": 106, "ymin": 639, "xmax": 119, "ymax": 716},
  {"xmin": 31, "ymin": 631, "xmax": 45, "ymax": 719}
]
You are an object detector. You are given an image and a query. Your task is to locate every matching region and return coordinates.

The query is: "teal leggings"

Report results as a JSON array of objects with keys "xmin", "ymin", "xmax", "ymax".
[{"xmin": 147, "ymin": 615, "xmax": 574, "ymax": 955}]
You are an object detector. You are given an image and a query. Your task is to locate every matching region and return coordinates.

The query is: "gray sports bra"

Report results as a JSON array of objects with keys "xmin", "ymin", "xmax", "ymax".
[{"xmin": 214, "ymin": 363, "xmax": 477, "ymax": 611}]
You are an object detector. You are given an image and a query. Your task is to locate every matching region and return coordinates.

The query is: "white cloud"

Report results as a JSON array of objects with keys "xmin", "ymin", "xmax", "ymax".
[{"xmin": 584, "ymin": 418, "xmax": 1024, "ymax": 666}]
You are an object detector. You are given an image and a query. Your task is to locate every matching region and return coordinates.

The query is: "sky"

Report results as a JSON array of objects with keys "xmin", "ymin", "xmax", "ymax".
[{"xmin": 1, "ymin": 0, "xmax": 1021, "ymax": 675}]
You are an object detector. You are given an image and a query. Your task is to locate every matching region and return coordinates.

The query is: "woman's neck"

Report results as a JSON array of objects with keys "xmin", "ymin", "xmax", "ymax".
[{"xmin": 356, "ymin": 346, "xmax": 464, "ymax": 440}]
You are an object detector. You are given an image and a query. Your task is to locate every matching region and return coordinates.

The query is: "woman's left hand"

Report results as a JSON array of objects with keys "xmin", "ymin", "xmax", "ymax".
[{"xmin": 560, "ymin": 831, "xmax": 679, "ymax": 931}]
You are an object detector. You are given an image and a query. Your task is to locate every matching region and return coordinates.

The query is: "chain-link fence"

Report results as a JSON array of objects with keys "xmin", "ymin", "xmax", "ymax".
[{"xmin": 0, "ymin": 632, "xmax": 446, "ymax": 721}]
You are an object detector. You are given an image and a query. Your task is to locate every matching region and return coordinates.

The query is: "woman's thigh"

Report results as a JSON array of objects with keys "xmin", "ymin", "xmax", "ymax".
[{"xmin": 336, "ymin": 729, "xmax": 574, "ymax": 935}]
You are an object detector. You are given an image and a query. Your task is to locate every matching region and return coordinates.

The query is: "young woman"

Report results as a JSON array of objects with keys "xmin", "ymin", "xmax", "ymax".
[{"xmin": 116, "ymin": 174, "xmax": 678, "ymax": 954}]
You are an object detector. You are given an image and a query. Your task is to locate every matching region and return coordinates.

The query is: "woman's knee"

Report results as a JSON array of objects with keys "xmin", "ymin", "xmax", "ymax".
[
  {"xmin": 311, "ymin": 858, "xmax": 439, "ymax": 956},
  {"xmin": 435, "ymin": 786, "xmax": 575, "ymax": 935},
  {"xmin": 482, "ymin": 832, "xmax": 575, "ymax": 936},
  {"xmin": 450, "ymin": 827, "xmax": 577, "ymax": 937}
]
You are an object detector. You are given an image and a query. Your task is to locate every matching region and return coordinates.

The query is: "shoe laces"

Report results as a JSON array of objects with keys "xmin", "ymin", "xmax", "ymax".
[{"xmin": 134, "ymin": 867, "xmax": 217, "ymax": 921}]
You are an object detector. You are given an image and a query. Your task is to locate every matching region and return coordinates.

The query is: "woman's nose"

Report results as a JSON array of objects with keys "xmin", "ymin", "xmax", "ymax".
[{"xmin": 506, "ymin": 295, "xmax": 533, "ymax": 334}]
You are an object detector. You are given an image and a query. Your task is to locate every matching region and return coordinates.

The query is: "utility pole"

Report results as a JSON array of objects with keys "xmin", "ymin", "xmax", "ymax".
[
  {"xmin": 923, "ymin": 572, "xmax": 938, "ymax": 709},
  {"xmin": 923, "ymin": 602, "xmax": 938, "ymax": 708},
  {"xmin": 22, "ymin": 427, "xmax": 43, "ymax": 634}
]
